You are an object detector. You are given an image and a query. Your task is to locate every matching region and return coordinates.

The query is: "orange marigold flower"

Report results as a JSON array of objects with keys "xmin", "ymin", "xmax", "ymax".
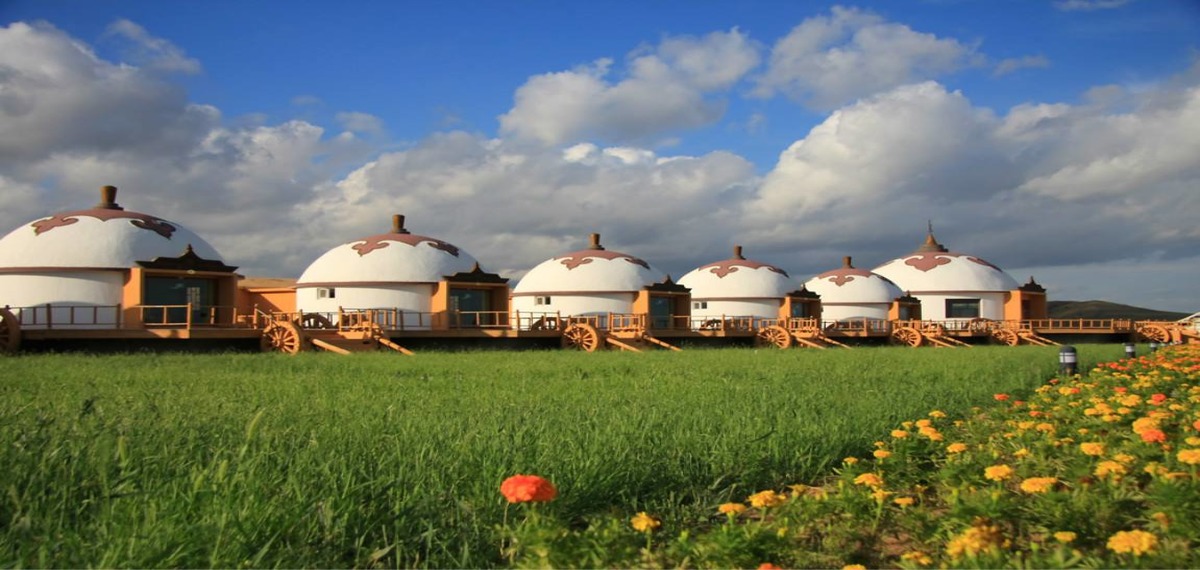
[
  {"xmin": 748, "ymin": 490, "xmax": 787, "ymax": 508},
  {"xmin": 499, "ymin": 474, "xmax": 557, "ymax": 503},
  {"xmin": 1079, "ymin": 442, "xmax": 1105, "ymax": 456},
  {"xmin": 1054, "ymin": 531, "xmax": 1077, "ymax": 543},
  {"xmin": 994, "ymin": 393, "xmax": 1010, "ymax": 401},
  {"xmin": 1019, "ymin": 476, "xmax": 1057, "ymax": 494},
  {"xmin": 758, "ymin": 564, "xmax": 781, "ymax": 570},
  {"xmin": 843, "ymin": 456, "xmax": 859, "ymax": 465},
  {"xmin": 1014, "ymin": 448, "xmax": 1031, "ymax": 459},
  {"xmin": 915, "ymin": 419, "xmax": 933, "ymax": 428},
  {"xmin": 945, "ymin": 523, "xmax": 1005, "ymax": 560},
  {"xmin": 1176, "ymin": 448, "xmax": 1200, "ymax": 464},
  {"xmin": 1132, "ymin": 417, "xmax": 1159, "ymax": 434},
  {"xmin": 1140, "ymin": 429, "xmax": 1167, "ymax": 444},
  {"xmin": 901, "ymin": 550, "xmax": 933, "ymax": 566},
  {"xmin": 874, "ymin": 449, "xmax": 892, "ymax": 459},
  {"xmin": 1095, "ymin": 460, "xmax": 1127, "ymax": 478},
  {"xmin": 891, "ymin": 429, "xmax": 910, "ymax": 439},
  {"xmin": 1106, "ymin": 529, "xmax": 1158, "ymax": 556},
  {"xmin": 946, "ymin": 442, "xmax": 968, "ymax": 454},
  {"xmin": 893, "ymin": 496, "xmax": 915, "ymax": 507},
  {"xmin": 843, "ymin": 565, "xmax": 867, "ymax": 570},
  {"xmin": 1151, "ymin": 511, "xmax": 1170, "ymax": 529},
  {"xmin": 929, "ymin": 410, "xmax": 947, "ymax": 419},
  {"xmin": 718, "ymin": 502, "xmax": 747, "ymax": 515},
  {"xmin": 853, "ymin": 473, "xmax": 884, "ymax": 489},
  {"xmin": 630, "ymin": 511, "xmax": 661, "ymax": 533},
  {"xmin": 984, "ymin": 464, "xmax": 1014, "ymax": 482}
]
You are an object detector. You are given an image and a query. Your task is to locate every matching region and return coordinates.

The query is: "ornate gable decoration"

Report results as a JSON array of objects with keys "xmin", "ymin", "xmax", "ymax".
[
  {"xmin": 136, "ymin": 244, "xmax": 237, "ymax": 272},
  {"xmin": 444, "ymin": 262, "xmax": 509, "ymax": 284},
  {"xmin": 350, "ymin": 234, "xmax": 461, "ymax": 257},
  {"xmin": 31, "ymin": 209, "xmax": 177, "ymax": 239},
  {"xmin": 554, "ymin": 250, "xmax": 651, "ymax": 271}
]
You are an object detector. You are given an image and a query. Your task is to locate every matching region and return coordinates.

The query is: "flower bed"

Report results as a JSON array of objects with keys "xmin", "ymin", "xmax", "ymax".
[{"xmin": 502, "ymin": 344, "xmax": 1200, "ymax": 568}]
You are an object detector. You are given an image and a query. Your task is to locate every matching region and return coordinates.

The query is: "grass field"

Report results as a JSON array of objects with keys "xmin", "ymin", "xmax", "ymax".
[{"xmin": 0, "ymin": 345, "xmax": 1124, "ymax": 568}]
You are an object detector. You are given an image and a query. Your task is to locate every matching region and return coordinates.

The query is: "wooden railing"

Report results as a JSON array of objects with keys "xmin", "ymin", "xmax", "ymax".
[{"xmin": 14, "ymin": 304, "xmax": 122, "ymax": 328}]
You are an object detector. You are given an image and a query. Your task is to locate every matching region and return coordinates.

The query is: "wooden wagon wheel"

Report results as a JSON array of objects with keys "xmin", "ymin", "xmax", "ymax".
[
  {"xmin": 261, "ymin": 321, "xmax": 306, "ymax": 354},
  {"xmin": 991, "ymin": 328, "xmax": 1020, "ymax": 346},
  {"xmin": 891, "ymin": 326, "xmax": 923, "ymax": 347},
  {"xmin": 1138, "ymin": 324, "xmax": 1171, "ymax": 344},
  {"xmin": 0, "ymin": 308, "xmax": 21, "ymax": 354},
  {"xmin": 755, "ymin": 325, "xmax": 793, "ymax": 349},
  {"xmin": 296, "ymin": 313, "xmax": 333, "ymax": 330},
  {"xmin": 561, "ymin": 323, "xmax": 601, "ymax": 352}
]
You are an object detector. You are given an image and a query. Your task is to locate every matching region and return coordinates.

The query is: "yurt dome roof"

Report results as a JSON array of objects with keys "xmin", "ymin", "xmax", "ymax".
[
  {"xmin": 0, "ymin": 185, "xmax": 224, "ymax": 270},
  {"xmin": 805, "ymin": 256, "xmax": 904, "ymax": 303},
  {"xmin": 513, "ymin": 233, "xmax": 666, "ymax": 294},
  {"xmin": 872, "ymin": 231, "xmax": 1019, "ymax": 293},
  {"xmin": 297, "ymin": 215, "xmax": 479, "ymax": 285},
  {"xmin": 678, "ymin": 245, "xmax": 797, "ymax": 299}
]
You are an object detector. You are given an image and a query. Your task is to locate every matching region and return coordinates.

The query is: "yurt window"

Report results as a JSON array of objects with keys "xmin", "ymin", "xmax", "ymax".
[
  {"xmin": 693, "ymin": 301, "xmax": 708, "ymax": 310},
  {"xmin": 535, "ymin": 296, "xmax": 551, "ymax": 306},
  {"xmin": 945, "ymin": 299, "xmax": 980, "ymax": 318},
  {"xmin": 318, "ymin": 288, "xmax": 336, "ymax": 299}
]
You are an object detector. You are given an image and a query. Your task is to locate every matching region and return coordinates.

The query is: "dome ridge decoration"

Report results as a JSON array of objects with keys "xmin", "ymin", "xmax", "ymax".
[
  {"xmin": 349, "ymin": 215, "xmax": 461, "ymax": 258},
  {"xmin": 553, "ymin": 233, "xmax": 650, "ymax": 271},
  {"xmin": 30, "ymin": 186, "xmax": 177, "ymax": 239},
  {"xmin": 699, "ymin": 245, "xmax": 788, "ymax": 279},
  {"xmin": 816, "ymin": 256, "xmax": 877, "ymax": 287}
]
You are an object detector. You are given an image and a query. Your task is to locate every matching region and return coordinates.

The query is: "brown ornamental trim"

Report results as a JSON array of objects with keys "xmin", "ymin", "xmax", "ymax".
[
  {"xmin": 902, "ymin": 252, "xmax": 1004, "ymax": 273},
  {"xmin": 553, "ymin": 250, "xmax": 651, "ymax": 271},
  {"xmin": 699, "ymin": 259, "xmax": 789, "ymax": 279},
  {"xmin": 137, "ymin": 245, "xmax": 237, "ymax": 273},
  {"xmin": 646, "ymin": 276, "xmax": 690, "ymax": 294},
  {"xmin": 31, "ymin": 208, "xmax": 177, "ymax": 239},
  {"xmin": 1019, "ymin": 276, "xmax": 1047, "ymax": 293},
  {"xmin": 444, "ymin": 263, "xmax": 509, "ymax": 284},
  {"xmin": 349, "ymin": 233, "xmax": 462, "ymax": 257}
]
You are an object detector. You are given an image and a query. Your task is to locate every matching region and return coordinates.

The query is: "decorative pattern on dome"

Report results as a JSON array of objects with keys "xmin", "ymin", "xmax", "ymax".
[
  {"xmin": 554, "ymin": 250, "xmax": 650, "ymax": 271},
  {"xmin": 31, "ymin": 209, "xmax": 177, "ymax": 239},
  {"xmin": 903, "ymin": 252, "xmax": 1002, "ymax": 273},
  {"xmin": 350, "ymin": 233, "xmax": 461, "ymax": 257},
  {"xmin": 699, "ymin": 259, "xmax": 789, "ymax": 279},
  {"xmin": 816, "ymin": 267, "xmax": 875, "ymax": 287}
]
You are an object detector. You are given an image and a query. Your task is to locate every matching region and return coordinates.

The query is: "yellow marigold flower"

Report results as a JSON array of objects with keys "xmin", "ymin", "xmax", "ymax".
[
  {"xmin": 1106, "ymin": 529, "xmax": 1158, "ymax": 556},
  {"xmin": 873, "ymin": 449, "xmax": 892, "ymax": 459},
  {"xmin": 748, "ymin": 490, "xmax": 787, "ymax": 508},
  {"xmin": 1054, "ymin": 531, "xmax": 1077, "ymax": 543},
  {"xmin": 873, "ymin": 440, "xmax": 886, "ymax": 448},
  {"xmin": 915, "ymin": 419, "xmax": 933, "ymax": 428},
  {"xmin": 1117, "ymin": 407, "xmax": 1132, "ymax": 415},
  {"xmin": 1095, "ymin": 460, "xmax": 1127, "ymax": 478},
  {"xmin": 871, "ymin": 488, "xmax": 891, "ymax": 502},
  {"xmin": 1079, "ymin": 442, "xmax": 1105, "ymax": 456},
  {"xmin": 1113, "ymin": 453, "xmax": 1135, "ymax": 464},
  {"xmin": 984, "ymin": 464, "xmax": 1014, "ymax": 482},
  {"xmin": 1177, "ymin": 449, "xmax": 1200, "ymax": 464},
  {"xmin": 843, "ymin": 565, "xmax": 866, "ymax": 570},
  {"xmin": 901, "ymin": 551, "xmax": 933, "ymax": 566},
  {"xmin": 1151, "ymin": 511, "xmax": 1170, "ymax": 529},
  {"xmin": 1035, "ymin": 422, "xmax": 1055, "ymax": 433},
  {"xmin": 929, "ymin": 410, "xmax": 947, "ymax": 419},
  {"xmin": 1186, "ymin": 436, "xmax": 1200, "ymax": 446},
  {"xmin": 1120, "ymin": 394, "xmax": 1143, "ymax": 407},
  {"xmin": 1132, "ymin": 417, "xmax": 1160, "ymax": 434},
  {"xmin": 1144, "ymin": 462, "xmax": 1168, "ymax": 475},
  {"xmin": 1017, "ymin": 420, "xmax": 1036, "ymax": 430},
  {"xmin": 718, "ymin": 502, "xmax": 747, "ymax": 515},
  {"xmin": 630, "ymin": 512, "xmax": 661, "ymax": 533},
  {"xmin": 853, "ymin": 473, "xmax": 884, "ymax": 489},
  {"xmin": 788, "ymin": 483, "xmax": 809, "ymax": 495},
  {"xmin": 891, "ymin": 429, "xmax": 909, "ymax": 439},
  {"xmin": 1019, "ymin": 476, "xmax": 1057, "ymax": 494},
  {"xmin": 1078, "ymin": 428, "xmax": 1090, "ymax": 435},
  {"xmin": 843, "ymin": 456, "xmax": 859, "ymax": 465},
  {"xmin": 946, "ymin": 442, "xmax": 969, "ymax": 454},
  {"xmin": 893, "ymin": 496, "xmax": 915, "ymax": 507},
  {"xmin": 945, "ymin": 523, "xmax": 1004, "ymax": 560},
  {"xmin": 1013, "ymin": 448, "xmax": 1031, "ymax": 459},
  {"xmin": 902, "ymin": 421, "xmax": 914, "ymax": 429}
]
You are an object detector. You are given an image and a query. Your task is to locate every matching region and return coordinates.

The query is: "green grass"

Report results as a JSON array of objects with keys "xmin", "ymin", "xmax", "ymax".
[{"xmin": 0, "ymin": 345, "xmax": 1124, "ymax": 568}]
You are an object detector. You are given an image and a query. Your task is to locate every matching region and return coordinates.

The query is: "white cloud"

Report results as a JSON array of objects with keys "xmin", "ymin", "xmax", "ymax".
[
  {"xmin": 1054, "ymin": 0, "xmax": 1131, "ymax": 11},
  {"xmin": 104, "ymin": 19, "xmax": 201, "ymax": 74},
  {"xmin": 994, "ymin": 55, "xmax": 1051, "ymax": 76},
  {"xmin": 499, "ymin": 29, "xmax": 759, "ymax": 145},
  {"xmin": 335, "ymin": 111, "xmax": 385, "ymax": 135},
  {"xmin": 754, "ymin": 6, "xmax": 982, "ymax": 110}
]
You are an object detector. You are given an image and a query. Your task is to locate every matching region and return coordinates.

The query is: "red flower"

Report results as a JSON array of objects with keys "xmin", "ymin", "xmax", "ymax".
[
  {"xmin": 1140, "ymin": 429, "xmax": 1167, "ymax": 444},
  {"xmin": 1114, "ymin": 387, "xmax": 1128, "ymax": 394},
  {"xmin": 1150, "ymin": 393, "xmax": 1168, "ymax": 405},
  {"xmin": 500, "ymin": 474, "xmax": 557, "ymax": 503},
  {"xmin": 994, "ymin": 394, "xmax": 1010, "ymax": 402}
]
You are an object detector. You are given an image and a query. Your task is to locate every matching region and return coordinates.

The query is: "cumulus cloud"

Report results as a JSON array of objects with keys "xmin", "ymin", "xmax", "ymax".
[
  {"xmin": 1054, "ymin": 0, "xmax": 1131, "ymax": 11},
  {"xmin": 104, "ymin": 19, "xmax": 201, "ymax": 74},
  {"xmin": 994, "ymin": 55, "xmax": 1051, "ymax": 76},
  {"xmin": 335, "ymin": 111, "xmax": 385, "ymax": 135},
  {"xmin": 754, "ymin": 6, "xmax": 982, "ymax": 110},
  {"xmin": 499, "ymin": 28, "xmax": 760, "ymax": 145}
]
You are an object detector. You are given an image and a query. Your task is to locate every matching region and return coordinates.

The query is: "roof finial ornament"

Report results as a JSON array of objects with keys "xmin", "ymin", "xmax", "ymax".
[
  {"xmin": 392, "ymin": 214, "xmax": 410, "ymax": 234},
  {"xmin": 97, "ymin": 185, "xmax": 123, "ymax": 210},
  {"xmin": 589, "ymin": 233, "xmax": 605, "ymax": 250},
  {"xmin": 733, "ymin": 245, "xmax": 744, "ymax": 260},
  {"xmin": 843, "ymin": 255, "xmax": 853, "ymax": 268},
  {"xmin": 916, "ymin": 221, "xmax": 948, "ymax": 253}
]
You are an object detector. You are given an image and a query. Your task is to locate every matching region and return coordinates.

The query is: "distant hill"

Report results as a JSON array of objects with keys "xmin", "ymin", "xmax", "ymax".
[{"xmin": 1048, "ymin": 300, "xmax": 1189, "ymax": 321}]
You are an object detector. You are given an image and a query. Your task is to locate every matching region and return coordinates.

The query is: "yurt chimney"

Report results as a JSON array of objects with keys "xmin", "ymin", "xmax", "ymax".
[
  {"xmin": 392, "ymin": 214, "xmax": 410, "ymax": 234},
  {"xmin": 843, "ymin": 256, "xmax": 853, "ymax": 268},
  {"xmin": 97, "ymin": 185, "xmax": 123, "ymax": 210},
  {"xmin": 733, "ymin": 245, "xmax": 744, "ymax": 260},
  {"xmin": 589, "ymin": 233, "xmax": 604, "ymax": 250}
]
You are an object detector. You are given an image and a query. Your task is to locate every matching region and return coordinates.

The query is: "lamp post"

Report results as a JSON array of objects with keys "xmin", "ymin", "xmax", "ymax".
[
  {"xmin": 1124, "ymin": 342, "xmax": 1136, "ymax": 359},
  {"xmin": 1059, "ymin": 346, "xmax": 1077, "ymax": 376}
]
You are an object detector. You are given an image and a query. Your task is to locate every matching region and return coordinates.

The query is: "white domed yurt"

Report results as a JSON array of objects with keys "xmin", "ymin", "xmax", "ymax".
[
  {"xmin": 805, "ymin": 256, "xmax": 919, "ymax": 322},
  {"xmin": 295, "ymin": 215, "xmax": 509, "ymax": 330},
  {"xmin": 511, "ymin": 233, "xmax": 690, "ymax": 331},
  {"xmin": 679, "ymin": 245, "xmax": 817, "ymax": 327},
  {"xmin": 873, "ymin": 231, "xmax": 1046, "ymax": 322},
  {"xmin": 0, "ymin": 185, "xmax": 237, "ymax": 331}
]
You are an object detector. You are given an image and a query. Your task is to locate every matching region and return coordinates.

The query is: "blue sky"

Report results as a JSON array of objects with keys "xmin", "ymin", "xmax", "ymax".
[{"xmin": 1, "ymin": 0, "xmax": 1199, "ymax": 310}]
